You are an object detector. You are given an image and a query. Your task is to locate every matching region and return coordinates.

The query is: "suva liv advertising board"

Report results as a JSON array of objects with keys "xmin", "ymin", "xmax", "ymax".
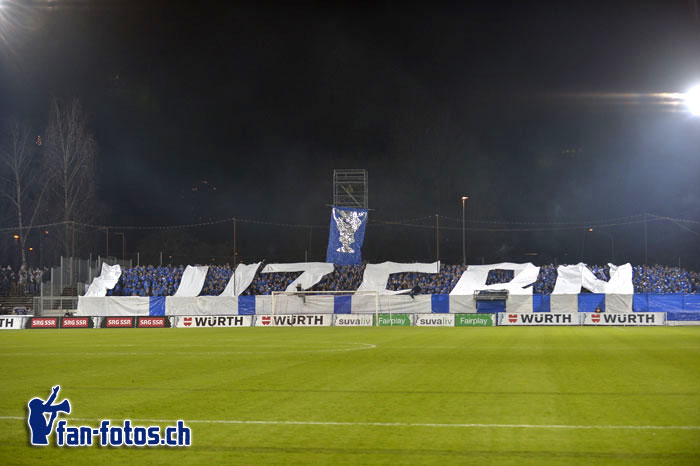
[
  {"xmin": 414, "ymin": 314, "xmax": 454, "ymax": 326},
  {"xmin": 333, "ymin": 315, "xmax": 374, "ymax": 327}
]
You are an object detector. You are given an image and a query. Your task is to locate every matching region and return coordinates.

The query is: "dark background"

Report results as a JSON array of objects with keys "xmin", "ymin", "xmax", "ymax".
[{"xmin": 1, "ymin": 0, "xmax": 699, "ymax": 267}]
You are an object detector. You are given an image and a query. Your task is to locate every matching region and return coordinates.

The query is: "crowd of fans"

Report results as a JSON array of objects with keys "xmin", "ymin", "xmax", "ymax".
[
  {"xmin": 200, "ymin": 266, "xmax": 233, "ymax": 295},
  {"xmin": 107, "ymin": 265, "xmax": 185, "ymax": 297},
  {"xmin": 633, "ymin": 265, "xmax": 696, "ymax": 293},
  {"xmin": 0, "ymin": 266, "xmax": 46, "ymax": 297},
  {"xmin": 101, "ymin": 263, "xmax": 700, "ymax": 297},
  {"xmin": 387, "ymin": 264, "xmax": 466, "ymax": 294},
  {"xmin": 310, "ymin": 265, "xmax": 365, "ymax": 293},
  {"xmin": 241, "ymin": 272, "xmax": 301, "ymax": 296}
]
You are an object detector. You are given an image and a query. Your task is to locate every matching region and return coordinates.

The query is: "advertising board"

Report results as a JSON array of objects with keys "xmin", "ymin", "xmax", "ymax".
[
  {"xmin": 414, "ymin": 314, "xmax": 455, "ymax": 326},
  {"xmin": 27, "ymin": 317, "xmax": 59, "ymax": 329},
  {"xmin": 136, "ymin": 317, "xmax": 169, "ymax": 328},
  {"xmin": 333, "ymin": 315, "xmax": 374, "ymax": 327},
  {"xmin": 582, "ymin": 312, "xmax": 665, "ymax": 326},
  {"xmin": 255, "ymin": 314, "xmax": 332, "ymax": 327},
  {"xmin": 498, "ymin": 313, "xmax": 578, "ymax": 326},
  {"xmin": 60, "ymin": 317, "xmax": 94, "ymax": 328},
  {"xmin": 0, "ymin": 316, "xmax": 26, "ymax": 330},
  {"xmin": 454, "ymin": 314, "xmax": 495, "ymax": 327},
  {"xmin": 102, "ymin": 317, "xmax": 135, "ymax": 328},
  {"xmin": 376, "ymin": 314, "xmax": 412, "ymax": 327},
  {"xmin": 174, "ymin": 316, "xmax": 252, "ymax": 328}
]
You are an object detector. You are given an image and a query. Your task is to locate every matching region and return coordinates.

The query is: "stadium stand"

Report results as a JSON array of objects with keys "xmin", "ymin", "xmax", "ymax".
[
  {"xmin": 4, "ymin": 262, "xmax": 697, "ymax": 298},
  {"xmin": 99, "ymin": 263, "xmax": 700, "ymax": 297}
]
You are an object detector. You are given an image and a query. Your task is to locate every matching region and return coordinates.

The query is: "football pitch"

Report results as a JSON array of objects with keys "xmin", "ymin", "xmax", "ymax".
[{"xmin": 1, "ymin": 327, "xmax": 699, "ymax": 465}]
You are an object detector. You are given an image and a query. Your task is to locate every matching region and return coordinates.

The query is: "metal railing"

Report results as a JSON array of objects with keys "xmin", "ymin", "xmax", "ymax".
[
  {"xmin": 33, "ymin": 296, "xmax": 78, "ymax": 316},
  {"xmin": 40, "ymin": 256, "xmax": 132, "ymax": 298}
]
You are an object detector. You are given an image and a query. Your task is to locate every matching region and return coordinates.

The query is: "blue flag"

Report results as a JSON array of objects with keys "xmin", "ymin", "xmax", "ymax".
[{"xmin": 326, "ymin": 206, "xmax": 368, "ymax": 265}]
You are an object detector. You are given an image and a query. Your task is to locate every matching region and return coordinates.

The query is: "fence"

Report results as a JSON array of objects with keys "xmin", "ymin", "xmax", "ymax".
[{"xmin": 35, "ymin": 256, "xmax": 132, "ymax": 315}]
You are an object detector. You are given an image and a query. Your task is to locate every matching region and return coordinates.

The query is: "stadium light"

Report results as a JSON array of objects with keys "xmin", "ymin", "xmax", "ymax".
[
  {"xmin": 13, "ymin": 234, "xmax": 19, "ymax": 239},
  {"xmin": 687, "ymin": 85, "xmax": 700, "ymax": 116}
]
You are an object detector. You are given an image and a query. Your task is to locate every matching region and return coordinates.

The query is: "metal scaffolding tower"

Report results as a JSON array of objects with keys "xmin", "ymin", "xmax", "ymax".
[{"xmin": 333, "ymin": 169, "xmax": 368, "ymax": 209}]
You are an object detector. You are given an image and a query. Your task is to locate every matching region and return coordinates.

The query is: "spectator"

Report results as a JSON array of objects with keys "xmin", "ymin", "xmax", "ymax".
[{"xmin": 0, "ymin": 266, "xmax": 45, "ymax": 297}]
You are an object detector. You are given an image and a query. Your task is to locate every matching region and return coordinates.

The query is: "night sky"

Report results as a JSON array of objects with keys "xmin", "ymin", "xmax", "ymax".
[{"xmin": 1, "ymin": 0, "xmax": 699, "ymax": 266}]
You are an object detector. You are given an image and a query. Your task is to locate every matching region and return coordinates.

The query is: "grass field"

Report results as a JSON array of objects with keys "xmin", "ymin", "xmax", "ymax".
[{"xmin": 1, "ymin": 326, "xmax": 699, "ymax": 465}]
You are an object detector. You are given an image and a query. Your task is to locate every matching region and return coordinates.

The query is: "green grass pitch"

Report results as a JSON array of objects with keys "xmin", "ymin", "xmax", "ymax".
[{"xmin": 1, "ymin": 326, "xmax": 699, "ymax": 465}]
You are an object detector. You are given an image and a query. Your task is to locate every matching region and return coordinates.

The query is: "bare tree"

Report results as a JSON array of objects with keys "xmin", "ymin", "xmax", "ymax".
[
  {"xmin": 0, "ymin": 118, "xmax": 51, "ymax": 269},
  {"xmin": 45, "ymin": 98, "xmax": 97, "ymax": 256}
]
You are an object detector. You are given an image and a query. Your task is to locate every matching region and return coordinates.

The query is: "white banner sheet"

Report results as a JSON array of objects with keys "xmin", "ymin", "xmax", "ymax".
[
  {"xmin": 552, "ymin": 265, "xmax": 582, "ymax": 294},
  {"xmin": 378, "ymin": 295, "xmax": 431, "ymax": 314},
  {"xmin": 173, "ymin": 265, "xmax": 209, "ymax": 297},
  {"xmin": 331, "ymin": 294, "xmax": 432, "ymax": 315},
  {"xmin": 415, "ymin": 314, "xmax": 455, "ymax": 326},
  {"xmin": 0, "ymin": 316, "xmax": 26, "ymax": 329},
  {"xmin": 449, "ymin": 295, "xmax": 477, "ymax": 313},
  {"xmin": 605, "ymin": 294, "xmax": 633, "ymax": 313},
  {"xmin": 165, "ymin": 297, "xmax": 237, "ymax": 315},
  {"xmin": 553, "ymin": 263, "xmax": 633, "ymax": 295},
  {"xmin": 271, "ymin": 295, "xmax": 334, "ymax": 315},
  {"xmin": 349, "ymin": 293, "xmax": 378, "ymax": 315},
  {"xmin": 84, "ymin": 263, "xmax": 121, "ymax": 297},
  {"xmin": 498, "ymin": 313, "xmax": 579, "ymax": 326},
  {"xmin": 77, "ymin": 297, "xmax": 150, "ymax": 316},
  {"xmin": 450, "ymin": 262, "xmax": 539, "ymax": 296},
  {"xmin": 582, "ymin": 312, "xmax": 665, "ymax": 326},
  {"xmin": 262, "ymin": 262, "xmax": 335, "ymax": 292},
  {"xmin": 550, "ymin": 294, "xmax": 578, "ymax": 313},
  {"xmin": 334, "ymin": 315, "xmax": 374, "ymax": 326},
  {"xmin": 220, "ymin": 262, "xmax": 260, "ymax": 297},
  {"xmin": 173, "ymin": 315, "xmax": 253, "ymax": 328},
  {"xmin": 255, "ymin": 314, "xmax": 332, "ymax": 327},
  {"xmin": 255, "ymin": 295, "xmax": 272, "ymax": 315},
  {"xmin": 506, "ymin": 295, "xmax": 533, "ymax": 313},
  {"xmin": 357, "ymin": 261, "xmax": 439, "ymax": 294}
]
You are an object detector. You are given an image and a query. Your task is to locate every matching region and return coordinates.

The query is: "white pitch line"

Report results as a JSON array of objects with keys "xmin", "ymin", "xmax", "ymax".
[
  {"xmin": 0, "ymin": 416, "xmax": 697, "ymax": 430},
  {"xmin": 1, "ymin": 342, "xmax": 368, "ymax": 348},
  {"xmin": 0, "ymin": 343, "xmax": 377, "ymax": 356}
]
